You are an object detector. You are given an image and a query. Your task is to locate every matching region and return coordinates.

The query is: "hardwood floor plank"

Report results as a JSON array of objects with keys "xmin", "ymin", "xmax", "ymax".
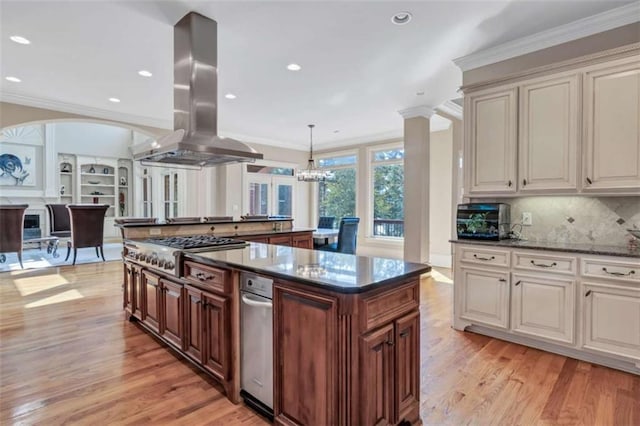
[{"xmin": 1, "ymin": 262, "xmax": 638, "ymax": 425}]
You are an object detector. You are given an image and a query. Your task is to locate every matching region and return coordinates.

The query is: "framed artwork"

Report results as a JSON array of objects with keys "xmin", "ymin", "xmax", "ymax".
[{"xmin": 0, "ymin": 144, "xmax": 36, "ymax": 186}]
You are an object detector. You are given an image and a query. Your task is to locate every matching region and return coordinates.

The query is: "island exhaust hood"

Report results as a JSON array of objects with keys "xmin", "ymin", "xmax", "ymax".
[{"xmin": 133, "ymin": 12, "xmax": 263, "ymax": 167}]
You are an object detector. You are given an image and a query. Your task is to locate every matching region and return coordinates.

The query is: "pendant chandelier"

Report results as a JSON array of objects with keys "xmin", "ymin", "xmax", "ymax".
[{"xmin": 296, "ymin": 124, "xmax": 334, "ymax": 182}]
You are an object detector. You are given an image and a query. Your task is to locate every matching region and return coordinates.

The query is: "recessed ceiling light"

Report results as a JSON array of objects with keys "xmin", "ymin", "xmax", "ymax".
[
  {"xmin": 416, "ymin": 91, "xmax": 425, "ymax": 96},
  {"xmin": 5, "ymin": 76, "xmax": 21, "ymax": 83},
  {"xmin": 138, "ymin": 70, "xmax": 153, "ymax": 77},
  {"xmin": 108, "ymin": 97, "xmax": 121, "ymax": 103},
  {"xmin": 225, "ymin": 93, "xmax": 237, "ymax": 99},
  {"xmin": 287, "ymin": 63, "xmax": 302, "ymax": 71},
  {"xmin": 333, "ymin": 130, "xmax": 340, "ymax": 133},
  {"xmin": 391, "ymin": 11, "xmax": 412, "ymax": 25},
  {"xmin": 10, "ymin": 35, "xmax": 30, "ymax": 45}
]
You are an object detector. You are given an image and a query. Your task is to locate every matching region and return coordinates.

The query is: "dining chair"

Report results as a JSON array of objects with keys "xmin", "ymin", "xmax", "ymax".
[
  {"xmin": 66, "ymin": 204, "xmax": 109, "ymax": 265},
  {"xmin": 45, "ymin": 204, "xmax": 71, "ymax": 238},
  {"xmin": 317, "ymin": 217, "xmax": 360, "ymax": 254},
  {"xmin": 317, "ymin": 216, "xmax": 336, "ymax": 229},
  {"xmin": 0, "ymin": 204, "xmax": 28, "ymax": 268}
]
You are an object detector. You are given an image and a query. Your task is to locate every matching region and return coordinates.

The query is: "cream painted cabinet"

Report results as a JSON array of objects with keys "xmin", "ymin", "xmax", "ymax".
[
  {"xmin": 466, "ymin": 87, "xmax": 518, "ymax": 194},
  {"xmin": 583, "ymin": 59, "xmax": 640, "ymax": 192},
  {"xmin": 459, "ymin": 266, "xmax": 510, "ymax": 329},
  {"xmin": 519, "ymin": 74, "xmax": 579, "ymax": 191},
  {"xmin": 511, "ymin": 273, "xmax": 575, "ymax": 344},
  {"xmin": 582, "ymin": 282, "xmax": 640, "ymax": 362}
]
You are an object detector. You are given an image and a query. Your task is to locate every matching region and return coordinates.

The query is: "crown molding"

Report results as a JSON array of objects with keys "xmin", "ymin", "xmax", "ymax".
[
  {"xmin": 221, "ymin": 131, "xmax": 307, "ymax": 151},
  {"xmin": 436, "ymin": 100, "xmax": 463, "ymax": 120},
  {"xmin": 0, "ymin": 92, "xmax": 173, "ymax": 130},
  {"xmin": 398, "ymin": 105, "xmax": 435, "ymax": 119},
  {"xmin": 453, "ymin": 2, "xmax": 640, "ymax": 72}
]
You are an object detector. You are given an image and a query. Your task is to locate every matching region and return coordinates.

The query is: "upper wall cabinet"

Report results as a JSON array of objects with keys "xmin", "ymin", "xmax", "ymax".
[
  {"xmin": 519, "ymin": 73, "xmax": 579, "ymax": 192},
  {"xmin": 464, "ymin": 53, "xmax": 639, "ymax": 197},
  {"xmin": 466, "ymin": 87, "xmax": 518, "ymax": 194},
  {"xmin": 583, "ymin": 59, "xmax": 640, "ymax": 193}
]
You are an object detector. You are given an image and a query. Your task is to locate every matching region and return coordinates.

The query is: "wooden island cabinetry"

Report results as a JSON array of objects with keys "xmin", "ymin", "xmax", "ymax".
[
  {"xmin": 273, "ymin": 278, "xmax": 421, "ymax": 426},
  {"xmin": 122, "ymin": 242, "xmax": 429, "ymax": 425}
]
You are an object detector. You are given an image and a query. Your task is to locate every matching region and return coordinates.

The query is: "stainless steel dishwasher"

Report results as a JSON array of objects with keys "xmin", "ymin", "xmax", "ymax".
[{"xmin": 240, "ymin": 272, "xmax": 274, "ymax": 418}]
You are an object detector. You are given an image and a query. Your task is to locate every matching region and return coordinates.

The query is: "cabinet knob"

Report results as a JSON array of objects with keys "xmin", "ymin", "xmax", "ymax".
[
  {"xmin": 507, "ymin": 180, "xmax": 512, "ymax": 187},
  {"xmin": 386, "ymin": 339, "xmax": 395, "ymax": 346},
  {"xmin": 585, "ymin": 290, "xmax": 592, "ymax": 297},
  {"xmin": 498, "ymin": 278, "xmax": 507, "ymax": 282},
  {"xmin": 399, "ymin": 330, "xmax": 410, "ymax": 338},
  {"xmin": 514, "ymin": 280, "xmax": 521, "ymax": 286},
  {"xmin": 522, "ymin": 179, "xmax": 527, "ymax": 186}
]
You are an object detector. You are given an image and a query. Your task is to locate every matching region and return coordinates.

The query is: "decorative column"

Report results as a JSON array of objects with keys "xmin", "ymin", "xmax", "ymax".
[{"xmin": 399, "ymin": 106, "xmax": 434, "ymax": 264}]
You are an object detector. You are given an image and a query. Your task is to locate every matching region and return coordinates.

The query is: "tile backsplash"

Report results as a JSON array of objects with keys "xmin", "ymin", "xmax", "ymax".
[{"xmin": 484, "ymin": 197, "xmax": 639, "ymax": 246}]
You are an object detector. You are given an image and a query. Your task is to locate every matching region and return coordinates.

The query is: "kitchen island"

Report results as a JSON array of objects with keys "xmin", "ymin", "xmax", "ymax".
[{"xmin": 122, "ymin": 240, "xmax": 431, "ymax": 425}]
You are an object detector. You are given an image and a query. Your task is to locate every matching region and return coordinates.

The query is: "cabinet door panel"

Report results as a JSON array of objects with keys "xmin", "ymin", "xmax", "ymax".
[
  {"xmin": 292, "ymin": 233, "xmax": 313, "ymax": 249},
  {"xmin": 142, "ymin": 270, "xmax": 161, "ymax": 333},
  {"xmin": 512, "ymin": 274, "xmax": 574, "ymax": 344},
  {"xmin": 519, "ymin": 74, "xmax": 578, "ymax": 191},
  {"xmin": 460, "ymin": 267, "xmax": 510, "ymax": 329},
  {"xmin": 269, "ymin": 235, "xmax": 292, "ymax": 246},
  {"xmin": 360, "ymin": 323, "xmax": 395, "ymax": 426},
  {"xmin": 161, "ymin": 279, "xmax": 183, "ymax": 348},
  {"xmin": 274, "ymin": 285, "xmax": 337, "ymax": 426},
  {"xmin": 184, "ymin": 286, "xmax": 204, "ymax": 362},
  {"xmin": 583, "ymin": 282, "xmax": 640, "ymax": 361},
  {"xmin": 467, "ymin": 88, "xmax": 517, "ymax": 194},
  {"xmin": 395, "ymin": 311, "xmax": 419, "ymax": 423},
  {"xmin": 584, "ymin": 60, "xmax": 640, "ymax": 191},
  {"xmin": 132, "ymin": 265, "xmax": 143, "ymax": 319},
  {"xmin": 203, "ymin": 292, "xmax": 230, "ymax": 380}
]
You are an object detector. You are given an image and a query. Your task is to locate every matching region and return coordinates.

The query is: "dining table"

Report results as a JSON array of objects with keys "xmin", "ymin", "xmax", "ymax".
[{"xmin": 312, "ymin": 228, "xmax": 339, "ymax": 246}]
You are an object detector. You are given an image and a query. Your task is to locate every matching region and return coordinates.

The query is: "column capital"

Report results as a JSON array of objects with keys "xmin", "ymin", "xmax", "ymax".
[{"xmin": 398, "ymin": 105, "xmax": 435, "ymax": 119}]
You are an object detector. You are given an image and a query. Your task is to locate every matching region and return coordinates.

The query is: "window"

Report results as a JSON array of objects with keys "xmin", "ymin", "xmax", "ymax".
[
  {"xmin": 371, "ymin": 146, "xmax": 404, "ymax": 238},
  {"xmin": 141, "ymin": 168, "xmax": 153, "ymax": 218},
  {"xmin": 317, "ymin": 153, "xmax": 357, "ymax": 228}
]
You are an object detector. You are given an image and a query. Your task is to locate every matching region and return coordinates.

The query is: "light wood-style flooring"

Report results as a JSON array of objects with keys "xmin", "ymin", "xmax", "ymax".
[{"xmin": 1, "ymin": 262, "xmax": 638, "ymax": 425}]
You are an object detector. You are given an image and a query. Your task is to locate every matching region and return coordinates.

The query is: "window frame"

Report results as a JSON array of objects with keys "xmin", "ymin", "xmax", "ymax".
[{"xmin": 242, "ymin": 159, "xmax": 298, "ymax": 218}]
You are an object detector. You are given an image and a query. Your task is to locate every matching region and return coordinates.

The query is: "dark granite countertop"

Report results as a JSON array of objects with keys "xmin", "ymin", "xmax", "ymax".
[
  {"xmin": 450, "ymin": 239, "xmax": 640, "ymax": 258},
  {"xmin": 183, "ymin": 243, "xmax": 431, "ymax": 294}
]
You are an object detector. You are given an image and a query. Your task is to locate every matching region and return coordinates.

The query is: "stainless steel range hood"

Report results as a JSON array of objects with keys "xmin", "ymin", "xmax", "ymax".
[{"xmin": 133, "ymin": 12, "xmax": 263, "ymax": 167}]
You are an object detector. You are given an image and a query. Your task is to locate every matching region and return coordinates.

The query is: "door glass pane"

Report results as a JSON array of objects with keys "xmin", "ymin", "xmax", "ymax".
[
  {"xmin": 164, "ymin": 202, "xmax": 170, "ymax": 220},
  {"xmin": 373, "ymin": 164, "xmax": 404, "ymax": 237},
  {"xmin": 277, "ymin": 184, "xmax": 292, "ymax": 216},
  {"xmin": 164, "ymin": 175, "xmax": 170, "ymax": 200},
  {"xmin": 249, "ymin": 182, "xmax": 269, "ymax": 215},
  {"xmin": 173, "ymin": 202, "xmax": 178, "ymax": 218},
  {"xmin": 173, "ymin": 174, "xmax": 178, "ymax": 202}
]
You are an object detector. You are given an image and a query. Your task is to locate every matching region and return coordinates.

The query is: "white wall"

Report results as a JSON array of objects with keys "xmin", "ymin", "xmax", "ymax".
[
  {"xmin": 429, "ymin": 126, "xmax": 453, "ymax": 267},
  {"xmin": 53, "ymin": 122, "xmax": 133, "ymax": 158}
]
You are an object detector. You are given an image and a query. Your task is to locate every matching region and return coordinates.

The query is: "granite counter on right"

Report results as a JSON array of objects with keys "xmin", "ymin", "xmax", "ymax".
[{"xmin": 449, "ymin": 239, "xmax": 639, "ymax": 375}]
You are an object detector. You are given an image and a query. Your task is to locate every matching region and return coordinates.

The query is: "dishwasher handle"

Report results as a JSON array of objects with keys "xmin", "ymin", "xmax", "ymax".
[{"xmin": 242, "ymin": 293, "xmax": 273, "ymax": 309}]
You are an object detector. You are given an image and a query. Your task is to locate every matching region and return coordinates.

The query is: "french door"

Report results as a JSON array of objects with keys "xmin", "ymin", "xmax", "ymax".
[{"xmin": 247, "ymin": 175, "xmax": 295, "ymax": 217}]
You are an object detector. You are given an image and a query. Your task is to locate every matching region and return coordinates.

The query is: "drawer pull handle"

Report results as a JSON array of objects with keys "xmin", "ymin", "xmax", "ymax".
[
  {"xmin": 498, "ymin": 278, "xmax": 507, "ymax": 282},
  {"xmin": 602, "ymin": 267, "xmax": 635, "ymax": 277},
  {"xmin": 386, "ymin": 339, "xmax": 395, "ymax": 346},
  {"xmin": 515, "ymin": 280, "xmax": 521, "ymax": 286},
  {"xmin": 399, "ymin": 330, "xmax": 410, "ymax": 338},
  {"xmin": 507, "ymin": 180, "xmax": 512, "ymax": 187},
  {"xmin": 522, "ymin": 179, "xmax": 527, "ymax": 186},
  {"xmin": 586, "ymin": 177, "xmax": 593, "ymax": 185},
  {"xmin": 195, "ymin": 272, "xmax": 214, "ymax": 281},
  {"xmin": 585, "ymin": 290, "xmax": 592, "ymax": 297},
  {"xmin": 474, "ymin": 254, "xmax": 495, "ymax": 261},
  {"xmin": 531, "ymin": 260, "xmax": 557, "ymax": 268}
]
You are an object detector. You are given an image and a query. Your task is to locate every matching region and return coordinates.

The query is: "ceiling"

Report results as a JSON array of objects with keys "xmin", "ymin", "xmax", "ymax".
[{"xmin": 0, "ymin": 1, "xmax": 633, "ymax": 150}]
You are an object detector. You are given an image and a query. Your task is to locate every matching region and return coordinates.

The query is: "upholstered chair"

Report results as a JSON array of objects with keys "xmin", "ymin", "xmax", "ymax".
[
  {"xmin": 45, "ymin": 204, "xmax": 71, "ymax": 238},
  {"xmin": 0, "ymin": 204, "xmax": 28, "ymax": 268},
  {"xmin": 317, "ymin": 217, "xmax": 360, "ymax": 255},
  {"xmin": 66, "ymin": 204, "xmax": 109, "ymax": 265}
]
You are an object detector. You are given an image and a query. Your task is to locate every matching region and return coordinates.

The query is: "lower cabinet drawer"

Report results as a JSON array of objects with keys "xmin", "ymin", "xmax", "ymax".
[
  {"xmin": 581, "ymin": 258, "xmax": 639, "ymax": 284},
  {"xmin": 183, "ymin": 261, "xmax": 230, "ymax": 294},
  {"xmin": 459, "ymin": 246, "xmax": 510, "ymax": 268},
  {"xmin": 359, "ymin": 281, "xmax": 419, "ymax": 332},
  {"xmin": 513, "ymin": 251, "xmax": 577, "ymax": 275}
]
